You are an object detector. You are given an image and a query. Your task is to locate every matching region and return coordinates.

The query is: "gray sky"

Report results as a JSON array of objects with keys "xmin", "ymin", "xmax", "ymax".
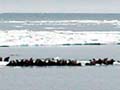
[{"xmin": 0, "ymin": 0, "xmax": 120, "ymax": 13}]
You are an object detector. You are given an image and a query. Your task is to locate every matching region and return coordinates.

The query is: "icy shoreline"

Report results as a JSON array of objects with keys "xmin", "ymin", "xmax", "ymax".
[{"xmin": 0, "ymin": 30, "xmax": 120, "ymax": 46}]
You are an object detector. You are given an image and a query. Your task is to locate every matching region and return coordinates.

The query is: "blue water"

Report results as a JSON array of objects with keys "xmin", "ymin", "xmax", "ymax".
[
  {"xmin": 1, "ymin": 13, "xmax": 120, "ymax": 20},
  {"xmin": 0, "ymin": 66, "xmax": 120, "ymax": 90},
  {"xmin": 0, "ymin": 13, "xmax": 120, "ymax": 31},
  {"xmin": 0, "ymin": 45, "xmax": 120, "ymax": 60}
]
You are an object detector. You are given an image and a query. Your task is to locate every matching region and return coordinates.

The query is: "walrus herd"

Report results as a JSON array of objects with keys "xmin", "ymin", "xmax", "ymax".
[{"xmin": 0, "ymin": 57, "xmax": 118, "ymax": 67}]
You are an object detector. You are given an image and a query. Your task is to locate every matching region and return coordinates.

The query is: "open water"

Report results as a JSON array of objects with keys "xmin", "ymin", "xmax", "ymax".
[{"xmin": 0, "ymin": 13, "xmax": 120, "ymax": 90}]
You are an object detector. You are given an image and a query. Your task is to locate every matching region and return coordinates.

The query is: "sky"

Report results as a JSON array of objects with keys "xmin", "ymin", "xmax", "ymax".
[{"xmin": 0, "ymin": 0, "xmax": 120, "ymax": 13}]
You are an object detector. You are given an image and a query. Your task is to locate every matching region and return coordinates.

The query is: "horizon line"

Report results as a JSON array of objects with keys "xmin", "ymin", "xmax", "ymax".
[{"xmin": 1, "ymin": 12, "xmax": 120, "ymax": 14}]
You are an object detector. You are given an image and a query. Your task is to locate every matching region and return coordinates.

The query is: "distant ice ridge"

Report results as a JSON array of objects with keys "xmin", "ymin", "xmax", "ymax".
[
  {"xmin": 1, "ymin": 20, "xmax": 120, "ymax": 26},
  {"xmin": 0, "ymin": 30, "xmax": 120, "ymax": 47}
]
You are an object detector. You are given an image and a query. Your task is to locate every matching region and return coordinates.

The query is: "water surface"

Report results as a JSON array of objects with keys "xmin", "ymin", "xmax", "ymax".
[{"xmin": 0, "ymin": 66, "xmax": 120, "ymax": 90}]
